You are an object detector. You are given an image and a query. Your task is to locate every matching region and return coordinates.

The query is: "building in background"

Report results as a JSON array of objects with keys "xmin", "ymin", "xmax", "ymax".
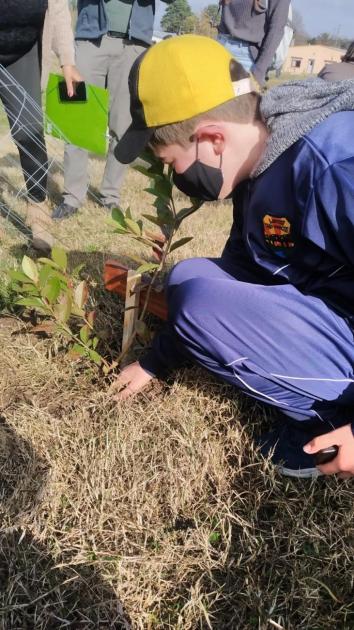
[{"xmin": 282, "ymin": 44, "xmax": 345, "ymax": 75}]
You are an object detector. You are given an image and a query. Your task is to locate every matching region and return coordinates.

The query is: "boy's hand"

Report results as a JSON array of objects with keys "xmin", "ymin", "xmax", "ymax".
[
  {"xmin": 304, "ymin": 424, "xmax": 354, "ymax": 478},
  {"xmin": 109, "ymin": 361, "xmax": 154, "ymax": 401}
]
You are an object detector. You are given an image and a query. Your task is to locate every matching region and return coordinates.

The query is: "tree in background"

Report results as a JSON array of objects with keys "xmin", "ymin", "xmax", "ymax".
[
  {"xmin": 292, "ymin": 9, "xmax": 309, "ymax": 45},
  {"xmin": 308, "ymin": 32, "xmax": 350, "ymax": 49},
  {"xmin": 161, "ymin": 0, "xmax": 194, "ymax": 34},
  {"xmin": 308, "ymin": 32, "xmax": 332, "ymax": 46},
  {"xmin": 195, "ymin": 4, "xmax": 220, "ymax": 37},
  {"xmin": 183, "ymin": 14, "xmax": 199, "ymax": 33},
  {"xmin": 203, "ymin": 4, "xmax": 220, "ymax": 27},
  {"xmin": 291, "ymin": 10, "xmax": 349, "ymax": 50}
]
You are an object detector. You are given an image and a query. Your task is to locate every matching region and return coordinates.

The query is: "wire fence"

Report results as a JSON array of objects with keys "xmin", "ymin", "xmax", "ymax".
[{"xmin": 0, "ymin": 64, "xmax": 105, "ymax": 252}]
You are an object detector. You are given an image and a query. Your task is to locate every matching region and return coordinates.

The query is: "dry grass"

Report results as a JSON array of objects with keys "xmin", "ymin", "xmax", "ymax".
[{"xmin": 0, "ymin": 121, "xmax": 354, "ymax": 630}]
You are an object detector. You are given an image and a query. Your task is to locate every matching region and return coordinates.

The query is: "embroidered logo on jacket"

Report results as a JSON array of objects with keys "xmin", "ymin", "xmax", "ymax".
[{"xmin": 263, "ymin": 215, "xmax": 295, "ymax": 250}]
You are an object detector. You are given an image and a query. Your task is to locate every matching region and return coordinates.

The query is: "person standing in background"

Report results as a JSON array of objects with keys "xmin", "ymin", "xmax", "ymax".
[
  {"xmin": 318, "ymin": 41, "xmax": 354, "ymax": 81},
  {"xmin": 0, "ymin": 0, "xmax": 81, "ymax": 250},
  {"xmin": 53, "ymin": 0, "xmax": 174, "ymax": 221},
  {"xmin": 217, "ymin": 0, "xmax": 290, "ymax": 86}
]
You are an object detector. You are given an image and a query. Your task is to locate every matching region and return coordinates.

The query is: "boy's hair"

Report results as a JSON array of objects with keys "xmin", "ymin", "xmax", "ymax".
[
  {"xmin": 150, "ymin": 58, "xmax": 261, "ymax": 148},
  {"xmin": 150, "ymin": 91, "xmax": 261, "ymax": 148},
  {"xmin": 342, "ymin": 41, "xmax": 354, "ymax": 63}
]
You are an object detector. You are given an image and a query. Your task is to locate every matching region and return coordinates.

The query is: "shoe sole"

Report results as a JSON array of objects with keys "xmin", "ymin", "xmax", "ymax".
[{"xmin": 278, "ymin": 465, "xmax": 322, "ymax": 479}]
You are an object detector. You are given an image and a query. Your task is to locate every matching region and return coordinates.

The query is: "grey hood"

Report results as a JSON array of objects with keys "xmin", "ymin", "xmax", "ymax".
[{"xmin": 253, "ymin": 77, "xmax": 354, "ymax": 177}]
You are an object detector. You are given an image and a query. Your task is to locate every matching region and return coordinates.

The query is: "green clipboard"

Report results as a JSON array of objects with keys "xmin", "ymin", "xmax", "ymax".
[{"xmin": 45, "ymin": 73, "xmax": 109, "ymax": 155}]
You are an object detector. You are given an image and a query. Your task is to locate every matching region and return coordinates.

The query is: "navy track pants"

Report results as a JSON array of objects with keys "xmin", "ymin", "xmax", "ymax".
[{"xmin": 162, "ymin": 257, "xmax": 354, "ymax": 432}]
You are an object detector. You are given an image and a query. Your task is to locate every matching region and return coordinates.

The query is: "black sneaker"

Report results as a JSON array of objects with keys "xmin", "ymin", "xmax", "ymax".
[
  {"xmin": 52, "ymin": 202, "xmax": 79, "ymax": 220},
  {"xmin": 259, "ymin": 423, "xmax": 321, "ymax": 479}
]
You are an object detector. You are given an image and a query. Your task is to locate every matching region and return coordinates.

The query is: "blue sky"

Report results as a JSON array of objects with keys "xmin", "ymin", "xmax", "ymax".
[{"xmin": 156, "ymin": 0, "xmax": 354, "ymax": 39}]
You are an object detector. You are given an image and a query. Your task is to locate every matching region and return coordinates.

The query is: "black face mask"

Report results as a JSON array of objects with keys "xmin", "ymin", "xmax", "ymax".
[{"xmin": 173, "ymin": 143, "xmax": 224, "ymax": 201}]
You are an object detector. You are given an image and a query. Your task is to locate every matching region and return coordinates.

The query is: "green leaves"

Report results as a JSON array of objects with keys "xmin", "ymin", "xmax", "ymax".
[
  {"xmin": 142, "ymin": 214, "xmax": 164, "ymax": 228},
  {"xmin": 109, "ymin": 207, "xmax": 143, "ymax": 237},
  {"xmin": 80, "ymin": 324, "xmax": 90, "ymax": 344},
  {"xmin": 16, "ymin": 297, "xmax": 48, "ymax": 311},
  {"xmin": 54, "ymin": 293, "xmax": 72, "ymax": 323},
  {"xmin": 88, "ymin": 349, "xmax": 102, "ymax": 365},
  {"xmin": 137, "ymin": 148, "xmax": 164, "ymax": 174},
  {"xmin": 133, "ymin": 164, "xmax": 163, "ymax": 181},
  {"xmin": 145, "ymin": 178, "xmax": 173, "ymax": 203},
  {"xmin": 51, "ymin": 247, "xmax": 67, "ymax": 271},
  {"xmin": 38, "ymin": 247, "xmax": 68, "ymax": 273},
  {"xmin": 136, "ymin": 262, "xmax": 159, "ymax": 274},
  {"xmin": 70, "ymin": 343, "xmax": 87, "ymax": 358},
  {"xmin": 125, "ymin": 217, "xmax": 141, "ymax": 236},
  {"xmin": 209, "ymin": 531, "xmax": 221, "ymax": 546},
  {"xmin": 39, "ymin": 264, "xmax": 54, "ymax": 287},
  {"xmin": 170, "ymin": 236, "xmax": 194, "ymax": 253},
  {"xmin": 22, "ymin": 256, "xmax": 39, "ymax": 282},
  {"xmin": 70, "ymin": 341, "xmax": 102, "ymax": 365},
  {"xmin": 153, "ymin": 198, "xmax": 175, "ymax": 225},
  {"xmin": 111, "ymin": 207, "xmax": 126, "ymax": 228},
  {"xmin": 74, "ymin": 280, "xmax": 88, "ymax": 310},
  {"xmin": 41, "ymin": 276, "xmax": 61, "ymax": 303},
  {"xmin": 37, "ymin": 257, "xmax": 62, "ymax": 270},
  {"xmin": 8, "ymin": 269, "xmax": 31, "ymax": 283},
  {"xmin": 176, "ymin": 200, "xmax": 203, "ymax": 226},
  {"xmin": 7, "ymin": 247, "xmax": 106, "ymax": 370}
]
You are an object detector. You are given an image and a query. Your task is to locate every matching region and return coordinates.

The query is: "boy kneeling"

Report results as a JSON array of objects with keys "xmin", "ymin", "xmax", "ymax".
[{"xmin": 113, "ymin": 35, "xmax": 354, "ymax": 479}]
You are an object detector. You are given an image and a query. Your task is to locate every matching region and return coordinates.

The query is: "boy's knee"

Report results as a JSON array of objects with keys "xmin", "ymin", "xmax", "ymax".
[
  {"xmin": 168, "ymin": 277, "xmax": 211, "ymax": 330},
  {"xmin": 167, "ymin": 258, "xmax": 204, "ymax": 292}
]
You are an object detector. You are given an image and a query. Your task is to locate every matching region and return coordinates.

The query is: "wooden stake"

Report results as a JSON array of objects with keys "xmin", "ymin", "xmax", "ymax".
[
  {"xmin": 121, "ymin": 270, "xmax": 141, "ymax": 360},
  {"xmin": 104, "ymin": 259, "xmax": 168, "ymax": 320}
]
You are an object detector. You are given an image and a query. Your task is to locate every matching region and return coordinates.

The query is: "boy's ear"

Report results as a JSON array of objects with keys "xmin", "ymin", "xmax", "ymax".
[{"xmin": 194, "ymin": 124, "xmax": 225, "ymax": 155}]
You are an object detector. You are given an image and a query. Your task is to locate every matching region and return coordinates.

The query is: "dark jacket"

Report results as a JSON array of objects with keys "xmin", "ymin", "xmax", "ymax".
[
  {"xmin": 0, "ymin": 0, "xmax": 48, "ymax": 66},
  {"xmin": 219, "ymin": 0, "xmax": 290, "ymax": 85},
  {"xmin": 75, "ymin": 0, "xmax": 173, "ymax": 46},
  {"xmin": 223, "ymin": 111, "xmax": 354, "ymax": 322}
]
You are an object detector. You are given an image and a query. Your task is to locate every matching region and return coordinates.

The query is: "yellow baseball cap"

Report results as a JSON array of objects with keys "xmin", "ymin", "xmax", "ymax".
[{"xmin": 115, "ymin": 34, "xmax": 255, "ymax": 164}]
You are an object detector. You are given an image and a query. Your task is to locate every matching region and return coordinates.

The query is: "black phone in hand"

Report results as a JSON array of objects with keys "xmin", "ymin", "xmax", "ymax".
[
  {"xmin": 58, "ymin": 80, "xmax": 87, "ymax": 102},
  {"xmin": 314, "ymin": 445, "xmax": 339, "ymax": 466}
]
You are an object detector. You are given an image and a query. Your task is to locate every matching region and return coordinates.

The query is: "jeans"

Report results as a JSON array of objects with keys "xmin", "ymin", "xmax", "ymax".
[{"xmin": 217, "ymin": 35, "xmax": 254, "ymax": 73}]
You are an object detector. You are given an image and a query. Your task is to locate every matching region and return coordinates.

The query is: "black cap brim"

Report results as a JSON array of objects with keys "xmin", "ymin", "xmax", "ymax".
[{"xmin": 114, "ymin": 124, "xmax": 155, "ymax": 164}]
